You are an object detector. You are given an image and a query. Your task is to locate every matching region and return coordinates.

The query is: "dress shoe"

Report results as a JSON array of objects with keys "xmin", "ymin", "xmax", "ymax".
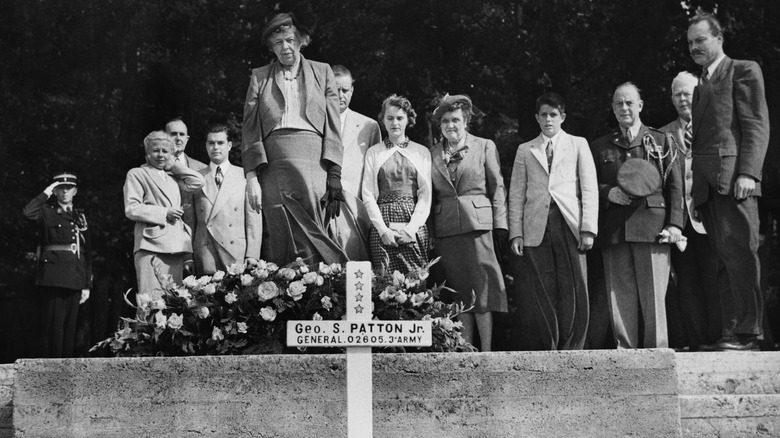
[
  {"xmin": 717, "ymin": 336, "xmax": 759, "ymax": 351},
  {"xmin": 699, "ymin": 337, "xmax": 734, "ymax": 351}
]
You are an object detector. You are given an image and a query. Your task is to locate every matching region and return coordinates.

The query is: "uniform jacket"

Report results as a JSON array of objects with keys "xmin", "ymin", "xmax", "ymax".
[
  {"xmin": 241, "ymin": 56, "xmax": 343, "ymax": 173},
  {"xmin": 123, "ymin": 163, "xmax": 205, "ymax": 255},
  {"xmin": 660, "ymin": 118, "xmax": 706, "ymax": 234},
  {"xmin": 508, "ymin": 130, "xmax": 599, "ymax": 247},
  {"xmin": 23, "ymin": 194, "xmax": 91, "ymax": 290},
  {"xmin": 691, "ymin": 56, "xmax": 770, "ymax": 208},
  {"xmin": 591, "ymin": 124, "xmax": 684, "ymax": 246},
  {"xmin": 430, "ymin": 133, "xmax": 508, "ymax": 238},
  {"xmin": 192, "ymin": 163, "xmax": 262, "ymax": 274},
  {"xmin": 340, "ymin": 108, "xmax": 381, "ymax": 199}
]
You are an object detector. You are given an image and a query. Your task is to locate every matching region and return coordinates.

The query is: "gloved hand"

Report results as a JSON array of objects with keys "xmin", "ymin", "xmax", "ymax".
[
  {"xmin": 43, "ymin": 182, "xmax": 61, "ymax": 197},
  {"xmin": 492, "ymin": 228, "xmax": 509, "ymax": 260},
  {"xmin": 321, "ymin": 164, "xmax": 345, "ymax": 223}
]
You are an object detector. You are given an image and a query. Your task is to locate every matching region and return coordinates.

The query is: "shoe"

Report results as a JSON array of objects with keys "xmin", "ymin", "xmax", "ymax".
[
  {"xmin": 700, "ymin": 337, "xmax": 734, "ymax": 351},
  {"xmin": 717, "ymin": 336, "xmax": 759, "ymax": 351}
]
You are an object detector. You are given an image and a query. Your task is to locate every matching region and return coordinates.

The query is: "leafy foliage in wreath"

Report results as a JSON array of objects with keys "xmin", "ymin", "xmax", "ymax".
[{"xmin": 91, "ymin": 257, "xmax": 475, "ymax": 356}]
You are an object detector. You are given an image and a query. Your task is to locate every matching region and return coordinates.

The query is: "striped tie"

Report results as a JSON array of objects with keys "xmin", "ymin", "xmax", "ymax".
[
  {"xmin": 684, "ymin": 122, "xmax": 692, "ymax": 153},
  {"xmin": 546, "ymin": 140, "xmax": 554, "ymax": 169},
  {"xmin": 215, "ymin": 166, "xmax": 224, "ymax": 188}
]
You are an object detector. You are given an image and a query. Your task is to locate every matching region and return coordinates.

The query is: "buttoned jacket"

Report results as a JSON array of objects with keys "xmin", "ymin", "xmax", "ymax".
[
  {"xmin": 241, "ymin": 56, "xmax": 343, "ymax": 173},
  {"xmin": 23, "ymin": 194, "xmax": 91, "ymax": 290},
  {"xmin": 124, "ymin": 163, "xmax": 205, "ymax": 255},
  {"xmin": 340, "ymin": 108, "xmax": 381, "ymax": 199},
  {"xmin": 508, "ymin": 130, "xmax": 598, "ymax": 247},
  {"xmin": 591, "ymin": 124, "xmax": 684, "ymax": 245},
  {"xmin": 660, "ymin": 118, "xmax": 706, "ymax": 234},
  {"xmin": 192, "ymin": 163, "xmax": 262, "ymax": 273},
  {"xmin": 430, "ymin": 133, "xmax": 507, "ymax": 238},
  {"xmin": 691, "ymin": 56, "xmax": 770, "ymax": 207}
]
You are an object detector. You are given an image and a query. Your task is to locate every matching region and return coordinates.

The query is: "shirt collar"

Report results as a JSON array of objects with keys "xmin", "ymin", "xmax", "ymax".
[
  {"xmin": 706, "ymin": 53, "xmax": 726, "ymax": 79},
  {"xmin": 210, "ymin": 161, "xmax": 225, "ymax": 173},
  {"xmin": 541, "ymin": 131, "xmax": 562, "ymax": 147}
]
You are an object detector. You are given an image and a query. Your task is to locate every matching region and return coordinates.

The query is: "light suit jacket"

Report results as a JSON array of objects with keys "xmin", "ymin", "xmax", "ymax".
[
  {"xmin": 691, "ymin": 56, "xmax": 770, "ymax": 208},
  {"xmin": 192, "ymin": 163, "xmax": 262, "ymax": 274},
  {"xmin": 179, "ymin": 153, "xmax": 208, "ymax": 233},
  {"xmin": 660, "ymin": 118, "xmax": 706, "ymax": 234},
  {"xmin": 241, "ymin": 56, "xmax": 343, "ymax": 173},
  {"xmin": 124, "ymin": 163, "xmax": 205, "ymax": 254},
  {"xmin": 340, "ymin": 108, "xmax": 382, "ymax": 199},
  {"xmin": 508, "ymin": 131, "xmax": 599, "ymax": 247},
  {"xmin": 430, "ymin": 133, "xmax": 507, "ymax": 238}
]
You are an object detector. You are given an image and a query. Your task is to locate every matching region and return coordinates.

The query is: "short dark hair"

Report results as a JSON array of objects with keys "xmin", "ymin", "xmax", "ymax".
[
  {"xmin": 207, "ymin": 123, "xmax": 230, "ymax": 139},
  {"xmin": 689, "ymin": 13, "xmax": 723, "ymax": 38},
  {"xmin": 332, "ymin": 65, "xmax": 352, "ymax": 78},
  {"xmin": 535, "ymin": 92, "xmax": 566, "ymax": 113},
  {"xmin": 614, "ymin": 81, "xmax": 642, "ymax": 100},
  {"xmin": 378, "ymin": 94, "xmax": 416, "ymax": 129}
]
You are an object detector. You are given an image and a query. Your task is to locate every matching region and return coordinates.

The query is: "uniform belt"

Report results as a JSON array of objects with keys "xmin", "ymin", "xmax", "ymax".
[{"xmin": 43, "ymin": 244, "xmax": 79, "ymax": 254}]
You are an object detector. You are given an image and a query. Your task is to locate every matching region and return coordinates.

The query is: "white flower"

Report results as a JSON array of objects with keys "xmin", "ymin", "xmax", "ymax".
[
  {"xmin": 391, "ymin": 270, "xmax": 405, "ymax": 286},
  {"xmin": 240, "ymin": 274, "xmax": 254, "ymax": 286},
  {"xmin": 277, "ymin": 268, "xmax": 297, "ymax": 281},
  {"xmin": 252, "ymin": 268, "xmax": 269, "ymax": 280},
  {"xmin": 312, "ymin": 312, "xmax": 323, "ymax": 321},
  {"xmin": 174, "ymin": 287, "xmax": 191, "ymax": 300},
  {"xmin": 404, "ymin": 277, "xmax": 420, "ymax": 289},
  {"xmin": 224, "ymin": 291, "xmax": 238, "ymax": 304},
  {"xmin": 315, "ymin": 275, "xmax": 324, "ymax": 286},
  {"xmin": 227, "ymin": 262, "xmax": 244, "ymax": 276},
  {"xmin": 257, "ymin": 281, "xmax": 280, "ymax": 301},
  {"xmin": 196, "ymin": 306, "xmax": 210, "ymax": 319},
  {"xmin": 410, "ymin": 292, "xmax": 428, "ymax": 307},
  {"xmin": 237, "ymin": 322, "xmax": 248, "ymax": 334},
  {"xmin": 203, "ymin": 283, "xmax": 217, "ymax": 296},
  {"xmin": 302, "ymin": 271, "xmax": 319, "ymax": 285},
  {"xmin": 150, "ymin": 298, "xmax": 167, "ymax": 310},
  {"xmin": 260, "ymin": 306, "xmax": 277, "ymax": 322},
  {"xmin": 395, "ymin": 291, "xmax": 408, "ymax": 304},
  {"xmin": 245, "ymin": 258, "xmax": 260, "ymax": 269},
  {"xmin": 329, "ymin": 263, "xmax": 342, "ymax": 274},
  {"xmin": 154, "ymin": 311, "xmax": 167, "ymax": 329},
  {"xmin": 299, "ymin": 263, "xmax": 310, "ymax": 274},
  {"xmin": 379, "ymin": 287, "xmax": 393, "ymax": 302},
  {"xmin": 436, "ymin": 317, "xmax": 454, "ymax": 331},
  {"xmin": 167, "ymin": 313, "xmax": 184, "ymax": 330},
  {"xmin": 318, "ymin": 262, "xmax": 331, "ymax": 275},
  {"xmin": 287, "ymin": 280, "xmax": 306, "ymax": 301},
  {"xmin": 212, "ymin": 270, "xmax": 225, "ymax": 282},
  {"xmin": 321, "ymin": 296, "xmax": 333, "ymax": 311},
  {"xmin": 197, "ymin": 276, "xmax": 212, "ymax": 288},
  {"xmin": 211, "ymin": 326, "xmax": 224, "ymax": 341},
  {"xmin": 265, "ymin": 262, "xmax": 279, "ymax": 272},
  {"xmin": 182, "ymin": 275, "xmax": 199, "ymax": 289}
]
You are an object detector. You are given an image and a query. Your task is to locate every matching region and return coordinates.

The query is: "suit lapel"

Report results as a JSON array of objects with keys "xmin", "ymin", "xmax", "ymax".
[
  {"xmin": 208, "ymin": 165, "xmax": 234, "ymax": 222},
  {"xmin": 430, "ymin": 142, "xmax": 454, "ymax": 189},
  {"xmin": 551, "ymin": 131, "xmax": 573, "ymax": 172},
  {"xmin": 693, "ymin": 56, "xmax": 730, "ymax": 138},
  {"xmin": 529, "ymin": 134, "xmax": 549, "ymax": 174},
  {"xmin": 142, "ymin": 165, "xmax": 173, "ymax": 206},
  {"xmin": 202, "ymin": 167, "xmax": 218, "ymax": 203}
]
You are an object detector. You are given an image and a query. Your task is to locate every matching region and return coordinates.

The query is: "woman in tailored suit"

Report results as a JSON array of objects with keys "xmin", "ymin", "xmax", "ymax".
[{"xmin": 429, "ymin": 94, "xmax": 508, "ymax": 351}]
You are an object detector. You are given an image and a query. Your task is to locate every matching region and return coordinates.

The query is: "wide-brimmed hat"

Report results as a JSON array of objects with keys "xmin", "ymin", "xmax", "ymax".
[
  {"xmin": 432, "ymin": 94, "xmax": 473, "ymax": 123},
  {"xmin": 51, "ymin": 172, "xmax": 78, "ymax": 189},
  {"xmin": 616, "ymin": 159, "xmax": 661, "ymax": 197},
  {"xmin": 261, "ymin": 11, "xmax": 316, "ymax": 44}
]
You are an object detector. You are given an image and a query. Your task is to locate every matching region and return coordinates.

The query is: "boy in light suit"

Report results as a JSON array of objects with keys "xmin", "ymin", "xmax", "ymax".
[
  {"xmin": 509, "ymin": 92, "xmax": 599, "ymax": 350},
  {"xmin": 124, "ymin": 131, "xmax": 205, "ymax": 311},
  {"xmin": 192, "ymin": 124, "xmax": 262, "ymax": 275}
]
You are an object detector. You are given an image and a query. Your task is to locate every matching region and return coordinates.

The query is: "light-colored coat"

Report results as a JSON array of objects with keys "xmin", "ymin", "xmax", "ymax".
[
  {"xmin": 340, "ymin": 108, "xmax": 381, "ymax": 199},
  {"xmin": 430, "ymin": 133, "xmax": 507, "ymax": 238},
  {"xmin": 192, "ymin": 163, "xmax": 262, "ymax": 274},
  {"xmin": 179, "ymin": 153, "xmax": 208, "ymax": 232},
  {"xmin": 124, "ymin": 163, "xmax": 205, "ymax": 254},
  {"xmin": 508, "ymin": 131, "xmax": 599, "ymax": 247},
  {"xmin": 241, "ymin": 56, "xmax": 343, "ymax": 172}
]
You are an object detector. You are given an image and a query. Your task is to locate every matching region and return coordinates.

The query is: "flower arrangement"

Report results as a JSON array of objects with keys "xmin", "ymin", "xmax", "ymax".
[{"xmin": 91, "ymin": 257, "xmax": 475, "ymax": 356}]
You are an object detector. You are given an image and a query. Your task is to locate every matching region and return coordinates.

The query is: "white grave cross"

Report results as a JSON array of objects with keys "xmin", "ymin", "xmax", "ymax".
[{"xmin": 287, "ymin": 261, "xmax": 432, "ymax": 437}]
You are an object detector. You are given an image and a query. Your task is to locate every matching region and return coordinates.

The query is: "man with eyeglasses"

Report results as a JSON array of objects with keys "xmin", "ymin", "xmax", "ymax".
[{"xmin": 591, "ymin": 82, "xmax": 684, "ymax": 349}]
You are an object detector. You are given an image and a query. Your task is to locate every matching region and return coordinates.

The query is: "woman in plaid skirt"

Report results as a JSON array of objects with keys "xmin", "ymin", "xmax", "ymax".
[{"xmin": 362, "ymin": 95, "xmax": 431, "ymax": 274}]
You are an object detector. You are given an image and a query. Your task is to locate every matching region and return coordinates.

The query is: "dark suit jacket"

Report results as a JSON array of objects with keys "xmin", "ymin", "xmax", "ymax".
[
  {"xmin": 691, "ymin": 56, "xmax": 770, "ymax": 208},
  {"xmin": 241, "ymin": 56, "xmax": 342, "ymax": 173},
  {"xmin": 430, "ymin": 133, "xmax": 508, "ymax": 238},
  {"xmin": 23, "ymin": 194, "xmax": 91, "ymax": 290},
  {"xmin": 591, "ymin": 125, "xmax": 684, "ymax": 246}
]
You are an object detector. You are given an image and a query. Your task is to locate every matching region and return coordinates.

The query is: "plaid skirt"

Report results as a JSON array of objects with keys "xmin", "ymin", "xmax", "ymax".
[{"xmin": 369, "ymin": 192, "xmax": 429, "ymax": 275}]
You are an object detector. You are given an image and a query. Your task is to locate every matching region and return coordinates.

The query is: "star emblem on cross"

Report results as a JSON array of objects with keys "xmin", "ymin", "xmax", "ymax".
[
  {"xmin": 354, "ymin": 270, "xmax": 364, "ymax": 279},
  {"xmin": 355, "ymin": 281, "xmax": 364, "ymax": 291},
  {"xmin": 355, "ymin": 293, "xmax": 364, "ymax": 302},
  {"xmin": 354, "ymin": 304, "xmax": 364, "ymax": 314}
]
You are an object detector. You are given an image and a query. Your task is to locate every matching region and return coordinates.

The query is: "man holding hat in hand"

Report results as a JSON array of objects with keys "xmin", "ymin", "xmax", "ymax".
[
  {"xmin": 591, "ymin": 82, "xmax": 684, "ymax": 349},
  {"xmin": 23, "ymin": 172, "xmax": 91, "ymax": 358}
]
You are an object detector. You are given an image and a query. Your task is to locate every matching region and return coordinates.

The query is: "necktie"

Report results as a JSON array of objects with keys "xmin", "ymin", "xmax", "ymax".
[
  {"xmin": 624, "ymin": 128, "xmax": 634, "ymax": 144},
  {"xmin": 215, "ymin": 166, "xmax": 224, "ymax": 188},
  {"xmin": 546, "ymin": 140, "xmax": 554, "ymax": 169},
  {"xmin": 684, "ymin": 122, "xmax": 692, "ymax": 153},
  {"xmin": 701, "ymin": 69, "xmax": 709, "ymax": 84}
]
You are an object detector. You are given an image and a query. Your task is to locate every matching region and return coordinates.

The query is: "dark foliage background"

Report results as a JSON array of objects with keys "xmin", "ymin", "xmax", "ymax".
[{"xmin": 1, "ymin": 0, "xmax": 778, "ymax": 359}]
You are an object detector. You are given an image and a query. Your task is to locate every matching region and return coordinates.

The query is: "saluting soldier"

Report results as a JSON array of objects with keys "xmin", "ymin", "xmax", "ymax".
[
  {"xmin": 591, "ymin": 82, "xmax": 684, "ymax": 349},
  {"xmin": 23, "ymin": 172, "xmax": 91, "ymax": 358}
]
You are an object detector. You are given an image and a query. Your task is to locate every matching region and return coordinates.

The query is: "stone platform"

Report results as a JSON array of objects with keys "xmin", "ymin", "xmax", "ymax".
[{"xmin": 3, "ymin": 350, "xmax": 780, "ymax": 437}]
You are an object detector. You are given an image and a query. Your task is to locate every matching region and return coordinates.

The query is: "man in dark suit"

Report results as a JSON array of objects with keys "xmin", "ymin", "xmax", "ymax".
[
  {"xmin": 661, "ymin": 71, "xmax": 721, "ymax": 351},
  {"xmin": 591, "ymin": 82, "xmax": 684, "ymax": 349},
  {"xmin": 23, "ymin": 173, "xmax": 91, "ymax": 357},
  {"xmin": 687, "ymin": 13, "xmax": 770, "ymax": 350}
]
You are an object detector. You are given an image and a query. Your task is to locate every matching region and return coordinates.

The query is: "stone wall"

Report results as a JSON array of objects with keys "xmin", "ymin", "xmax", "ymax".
[
  {"xmin": 13, "ymin": 350, "xmax": 681, "ymax": 437},
  {"xmin": 0, "ymin": 364, "xmax": 13, "ymax": 438}
]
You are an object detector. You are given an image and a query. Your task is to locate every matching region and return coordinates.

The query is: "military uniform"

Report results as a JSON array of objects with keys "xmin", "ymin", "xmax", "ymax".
[
  {"xmin": 591, "ymin": 125, "xmax": 683, "ymax": 348},
  {"xmin": 23, "ymin": 178, "xmax": 91, "ymax": 357}
]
